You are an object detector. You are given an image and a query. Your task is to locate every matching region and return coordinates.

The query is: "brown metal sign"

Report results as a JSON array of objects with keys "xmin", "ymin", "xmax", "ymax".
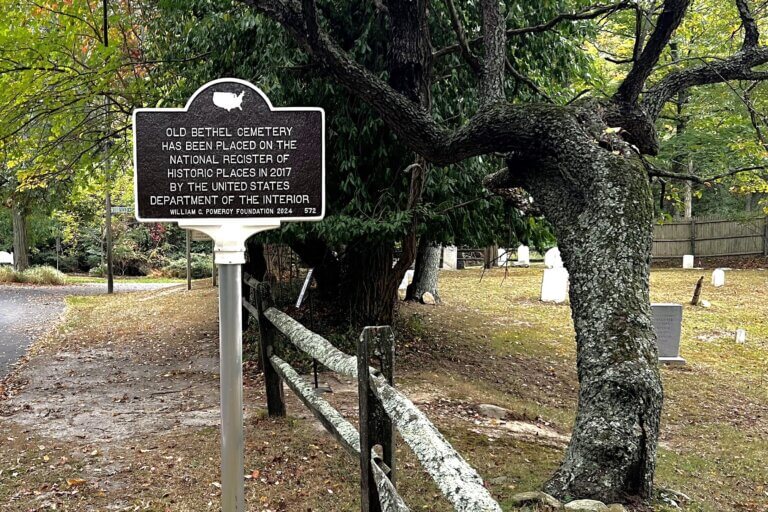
[{"xmin": 133, "ymin": 79, "xmax": 325, "ymax": 222}]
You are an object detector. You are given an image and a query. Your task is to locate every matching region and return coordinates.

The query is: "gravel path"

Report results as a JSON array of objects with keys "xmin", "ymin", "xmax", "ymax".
[{"xmin": 0, "ymin": 282, "xmax": 179, "ymax": 377}]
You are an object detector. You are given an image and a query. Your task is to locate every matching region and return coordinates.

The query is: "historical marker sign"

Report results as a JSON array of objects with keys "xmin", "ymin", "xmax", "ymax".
[
  {"xmin": 133, "ymin": 78, "xmax": 325, "ymax": 512},
  {"xmin": 133, "ymin": 78, "xmax": 325, "ymax": 222}
]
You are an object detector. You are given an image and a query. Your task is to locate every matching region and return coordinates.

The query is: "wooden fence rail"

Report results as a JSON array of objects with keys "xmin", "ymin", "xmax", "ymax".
[{"xmin": 243, "ymin": 274, "xmax": 501, "ymax": 512}]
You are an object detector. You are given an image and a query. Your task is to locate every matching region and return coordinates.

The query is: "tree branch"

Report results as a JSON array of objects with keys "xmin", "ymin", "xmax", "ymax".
[
  {"xmin": 433, "ymin": 1, "xmax": 632, "ymax": 59},
  {"xmin": 240, "ymin": 0, "xmax": 585, "ymax": 166},
  {"xmin": 645, "ymin": 163, "xmax": 768, "ymax": 183},
  {"xmin": 736, "ymin": 0, "xmax": 760, "ymax": 49},
  {"xmin": 443, "ymin": 0, "xmax": 481, "ymax": 74},
  {"xmin": 479, "ymin": 0, "xmax": 506, "ymax": 103},
  {"xmin": 615, "ymin": 0, "xmax": 691, "ymax": 105},
  {"xmin": 505, "ymin": 58, "xmax": 553, "ymax": 102},
  {"xmin": 642, "ymin": 48, "xmax": 768, "ymax": 119}
]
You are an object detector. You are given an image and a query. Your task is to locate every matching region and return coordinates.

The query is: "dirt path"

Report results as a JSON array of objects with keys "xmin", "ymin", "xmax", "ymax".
[{"xmin": 0, "ymin": 282, "xmax": 179, "ymax": 377}]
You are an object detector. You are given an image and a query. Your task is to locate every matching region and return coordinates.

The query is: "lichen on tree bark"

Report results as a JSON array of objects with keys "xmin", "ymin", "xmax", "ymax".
[{"xmin": 506, "ymin": 104, "xmax": 663, "ymax": 502}]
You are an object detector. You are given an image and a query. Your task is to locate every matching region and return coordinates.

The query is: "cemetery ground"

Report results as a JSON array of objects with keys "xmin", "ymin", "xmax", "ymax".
[{"xmin": 0, "ymin": 268, "xmax": 766, "ymax": 511}]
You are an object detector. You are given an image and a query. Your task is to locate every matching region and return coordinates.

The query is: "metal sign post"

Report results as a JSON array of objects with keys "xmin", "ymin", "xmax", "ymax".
[{"xmin": 133, "ymin": 78, "xmax": 324, "ymax": 512}]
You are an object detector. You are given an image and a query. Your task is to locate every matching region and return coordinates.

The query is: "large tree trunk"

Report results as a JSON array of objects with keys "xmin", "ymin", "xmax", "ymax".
[
  {"xmin": 11, "ymin": 204, "xmax": 29, "ymax": 272},
  {"xmin": 510, "ymin": 128, "xmax": 663, "ymax": 502},
  {"xmin": 405, "ymin": 237, "xmax": 441, "ymax": 303},
  {"xmin": 342, "ymin": 240, "xmax": 400, "ymax": 326},
  {"xmin": 289, "ymin": 234, "xmax": 342, "ymax": 298},
  {"xmin": 244, "ymin": 237, "xmax": 268, "ymax": 281}
]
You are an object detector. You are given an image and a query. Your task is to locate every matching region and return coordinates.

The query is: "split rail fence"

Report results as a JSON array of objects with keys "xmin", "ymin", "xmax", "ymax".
[{"xmin": 242, "ymin": 273, "xmax": 502, "ymax": 512}]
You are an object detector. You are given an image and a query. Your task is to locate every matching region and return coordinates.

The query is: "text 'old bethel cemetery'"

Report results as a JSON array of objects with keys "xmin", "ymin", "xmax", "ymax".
[{"xmin": 133, "ymin": 79, "xmax": 324, "ymax": 221}]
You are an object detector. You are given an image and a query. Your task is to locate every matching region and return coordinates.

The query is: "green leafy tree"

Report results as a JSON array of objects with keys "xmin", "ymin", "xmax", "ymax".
[
  {"xmin": 238, "ymin": 0, "xmax": 768, "ymax": 503},
  {"xmin": 147, "ymin": 0, "xmax": 575, "ymax": 323}
]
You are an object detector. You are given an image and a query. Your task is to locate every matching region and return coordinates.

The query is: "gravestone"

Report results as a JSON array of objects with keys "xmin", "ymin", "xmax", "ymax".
[
  {"xmin": 711, "ymin": 268, "xmax": 725, "ymax": 287},
  {"xmin": 735, "ymin": 329, "xmax": 746, "ymax": 344},
  {"xmin": 0, "ymin": 251, "xmax": 12, "ymax": 265},
  {"xmin": 544, "ymin": 247, "xmax": 563, "ymax": 268},
  {"xmin": 497, "ymin": 248, "xmax": 509, "ymax": 267},
  {"xmin": 399, "ymin": 269, "xmax": 414, "ymax": 291},
  {"xmin": 515, "ymin": 245, "xmax": 530, "ymax": 267},
  {"xmin": 651, "ymin": 303, "xmax": 685, "ymax": 364},
  {"xmin": 682, "ymin": 254, "xmax": 694, "ymax": 269},
  {"xmin": 541, "ymin": 268, "xmax": 569, "ymax": 303},
  {"xmin": 442, "ymin": 246, "xmax": 458, "ymax": 270}
]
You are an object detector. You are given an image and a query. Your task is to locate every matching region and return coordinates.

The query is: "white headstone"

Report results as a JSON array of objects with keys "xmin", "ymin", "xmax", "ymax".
[
  {"xmin": 399, "ymin": 269, "xmax": 415, "ymax": 291},
  {"xmin": 442, "ymin": 246, "xmax": 458, "ymax": 270},
  {"xmin": 711, "ymin": 268, "xmax": 725, "ymax": 287},
  {"xmin": 497, "ymin": 248, "xmax": 509, "ymax": 267},
  {"xmin": 735, "ymin": 329, "xmax": 746, "ymax": 344},
  {"xmin": 0, "ymin": 251, "xmax": 13, "ymax": 265},
  {"xmin": 516, "ymin": 245, "xmax": 530, "ymax": 266},
  {"xmin": 540, "ymin": 268, "xmax": 569, "ymax": 303},
  {"xmin": 682, "ymin": 254, "xmax": 694, "ymax": 269},
  {"xmin": 544, "ymin": 247, "xmax": 563, "ymax": 269}
]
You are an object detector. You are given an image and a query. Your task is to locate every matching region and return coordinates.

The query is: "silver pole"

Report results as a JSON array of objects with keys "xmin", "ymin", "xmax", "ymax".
[
  {"xmin": 218, "ymin": 264, "xmax": 244, "ymax": 511},
  {"xmin": 186, "ymin": 230, "xmax": 192, "ymax": 291}
]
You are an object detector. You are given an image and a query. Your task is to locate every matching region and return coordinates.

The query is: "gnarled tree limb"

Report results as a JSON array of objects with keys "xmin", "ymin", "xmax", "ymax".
[{"xmin": 642, "ymin": 47, "xmax": 768, "ymax": 119}]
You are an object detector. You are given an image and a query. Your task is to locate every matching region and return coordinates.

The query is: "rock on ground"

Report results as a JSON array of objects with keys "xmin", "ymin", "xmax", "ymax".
[
  {"xmin": 564, "ymin": 499, "xmax": 609, "ymax": 511},
  {"xmin": 510, "ymin": 491, "xmax": 562, "ymax": 510},
  {"xmin": 476, "ymin": 403, "xmax": 509, "ymax": 419},
  {"xmin": 421, "ymin": 291, "xmax": 437, "ymax": 305}
]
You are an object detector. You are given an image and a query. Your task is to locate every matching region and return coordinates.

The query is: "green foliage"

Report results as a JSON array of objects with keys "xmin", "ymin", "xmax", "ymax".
[
  {"xmin": 594, "ymin": 0, "xmax": 768, "ymax": 217},
  {"xmin": 145, "ymin": 0, "xmax": 577, "ymax": 252}
]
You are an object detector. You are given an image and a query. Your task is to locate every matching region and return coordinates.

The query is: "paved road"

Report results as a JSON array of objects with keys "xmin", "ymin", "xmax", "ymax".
[{"xmin": 0, "ymin": 282, "xmax": 177, "ymax": 378}]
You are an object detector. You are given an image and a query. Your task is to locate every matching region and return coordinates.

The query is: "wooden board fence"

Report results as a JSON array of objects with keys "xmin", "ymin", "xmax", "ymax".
[{"xmin": 652, "ymin": 215, "xmax": 768, "ymax": 258}]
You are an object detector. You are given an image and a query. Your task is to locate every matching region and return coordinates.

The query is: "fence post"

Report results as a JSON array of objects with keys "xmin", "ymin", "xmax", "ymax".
[
  {"xmin": 764, "ymin": 217, "xmax": 768, "ymax": 256},
  {"xmin": 255, "ymin": 282, "xmax": 285, "ymax": 417},
  {"xmin": 690, "ymin": 217, "xmax": 696, "ymax": 256},
  {"xmin": 358, "ymin": 326, "xmax": 396, "ymax": 512}
]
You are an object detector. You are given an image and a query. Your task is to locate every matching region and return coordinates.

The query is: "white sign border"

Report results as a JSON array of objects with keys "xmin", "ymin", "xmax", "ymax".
[{"xmin": 132, "ymin": 77, "xmax": 326, "ymax": 224}]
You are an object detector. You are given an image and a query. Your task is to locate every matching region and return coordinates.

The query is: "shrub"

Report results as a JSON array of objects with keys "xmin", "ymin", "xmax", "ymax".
[
  {"xmin": 160, "ymin": 253, "xmax": 212, "ymax": 279},
  {"xmin": 21, "ymin": 266, "xmax": 67, "ymax": 285},
  {"xmin": 89, "ymin": 264, "xmax": 107, "ymax": 277},
  {"xmin": 0, "ymin": 265, "xmax": 18, "ymax": 283},
  {"xmin": 0, "ymin": 265, "xmax": 67, "ymax": 285}
]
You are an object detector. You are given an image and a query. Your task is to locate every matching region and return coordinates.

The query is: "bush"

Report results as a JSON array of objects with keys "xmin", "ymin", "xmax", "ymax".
[
  {"xmin": 160, "ymin": 253, "xmax": 212, "ymax": 279},
  {"xmin": 88, "ymin": 264, "xmax": 107, "ymax": 277},
  {"xmin": 0, "ymin": 265, "xmax": 17, "ymax": 283},
  {"xmin": 22, "ymin": 266, "xmax": 67, "ymax": 285},
  {"xmin": 0, "ymin": 265, "xmax": 67, "ymax": 285}
]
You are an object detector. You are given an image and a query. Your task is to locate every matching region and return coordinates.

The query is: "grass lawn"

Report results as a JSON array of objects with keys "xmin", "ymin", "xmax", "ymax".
[
  {"xmin": 0, "ymin": 267, "xmax": 765, "ymax": 511},
  {"xmin": 65, "ymin": 274, "xmax": 186, "ymax": 284}
]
